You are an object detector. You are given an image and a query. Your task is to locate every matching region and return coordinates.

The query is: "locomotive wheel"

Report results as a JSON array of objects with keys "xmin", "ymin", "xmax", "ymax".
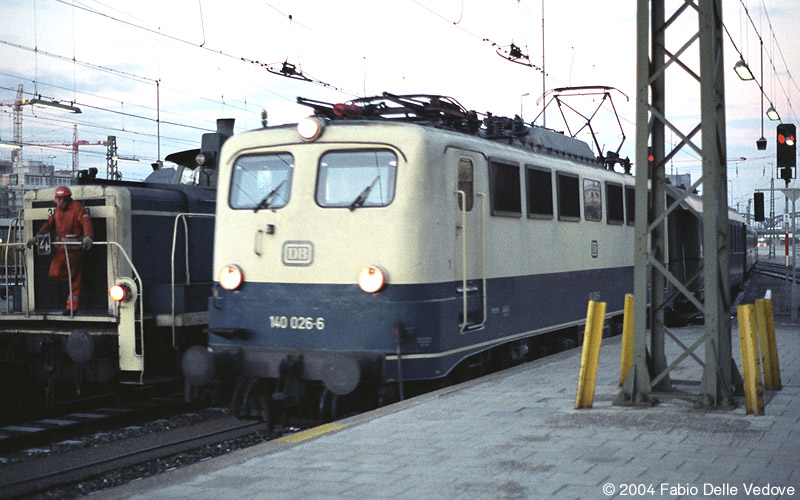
[
  {"xmin": 232, "ymin": 376, "xmax": 257, "ymax": 419},
  {"xmin": 318, "ymin": 388, "xmax": 340, "ymax": 423}
]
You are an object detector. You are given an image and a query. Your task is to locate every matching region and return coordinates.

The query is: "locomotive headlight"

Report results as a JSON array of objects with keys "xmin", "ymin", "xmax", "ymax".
[
  {"xmin": 109, "ymin": 283, "xmax": 131, "ymax": 302},
  {"xmin": 297, "ymin": 116, "xmax": 324, "ymax": 141},
  {"xmin": 109, "ymin": 279, "xmax": 136, "ymax": 303},
  {"xmin": 219, "ymin": 264, "xmax": 244, "ymax": 290},
  {"xmin": 358, "ymin": 265, "xmax": 387, "ymax": 293}
]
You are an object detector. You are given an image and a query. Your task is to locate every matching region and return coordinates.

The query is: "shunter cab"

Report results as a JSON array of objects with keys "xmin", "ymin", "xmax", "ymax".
[{"xmin": 0, "ymin": 119, "xmax": 232, "ymax": 410}]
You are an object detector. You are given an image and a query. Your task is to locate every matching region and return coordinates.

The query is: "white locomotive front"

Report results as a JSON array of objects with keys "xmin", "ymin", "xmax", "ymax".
[{"xmin": 193, "ymin": 94, "xmax": 636, "ymax": 420}]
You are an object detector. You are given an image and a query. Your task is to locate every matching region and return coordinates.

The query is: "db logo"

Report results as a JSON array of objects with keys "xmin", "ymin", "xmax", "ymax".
[{"xmin": 282, "ymin": 241, "xmax": 314, "ymax": 266}]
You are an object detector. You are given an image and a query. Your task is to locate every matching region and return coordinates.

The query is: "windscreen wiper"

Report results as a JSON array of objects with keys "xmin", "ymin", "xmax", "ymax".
[
  {"xmin": 349, "ymin": 175, "xmax": 380, "ymax": 211},
  {"xmin": 254, "ymin": 180, "xmax": 286, "ymax": 212}
]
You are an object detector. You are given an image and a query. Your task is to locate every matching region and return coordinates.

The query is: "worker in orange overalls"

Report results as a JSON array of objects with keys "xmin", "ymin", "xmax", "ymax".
[{"xmin": 28, "ymin": 186, "xmax": 94, "ymax": 315}]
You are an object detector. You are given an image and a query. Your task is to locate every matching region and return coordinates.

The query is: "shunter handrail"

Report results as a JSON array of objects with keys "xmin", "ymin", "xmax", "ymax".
[
  {"xmin": 0, "ymin": 240, "xmax": 145, "ymax": 337},
  {"xmin": 170, "ymin": 213, "xmax": 215, "ymax": 348},
  {"xmin": 1, "ymin": 215, "xmax": 24, "ymax": 314}
]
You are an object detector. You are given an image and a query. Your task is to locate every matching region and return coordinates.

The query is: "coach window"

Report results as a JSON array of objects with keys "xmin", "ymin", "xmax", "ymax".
[
  {"xmin": 488, "ymin": 159, "xmax": 521, "ymax": 216},
  {"xmin": 583, "ymin": 179, "xmax": 602, "ymax": 221},
  {"xmin": 316, "ymin": 149, "xmax": 397, "ymax": 208},
  {"xmin": 526, "ymin": 165, "xmax": 553, "ymax": 219},
  {"xmin": 229, "ymin": 152, "xmax": 294, "ymax": 210},
  {"xmin": 606, "ymin": 182, "xmax": 624, "ymax": 225},
  {"xmin": 457, "ymin": 158, "xmax": 474, "ymax": 212},
  {"xmin": 557, "ymin": 172, "xmax": 580, "ymax": 221},
  {"xmin": 625, "ymin": 185, "xmax": 635, "ymax": 225}
]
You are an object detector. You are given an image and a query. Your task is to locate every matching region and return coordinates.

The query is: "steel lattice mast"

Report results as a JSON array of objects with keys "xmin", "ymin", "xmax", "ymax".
[{"xmin": 619, "ymin": 0, "xmax": 738, "ymax": 407}]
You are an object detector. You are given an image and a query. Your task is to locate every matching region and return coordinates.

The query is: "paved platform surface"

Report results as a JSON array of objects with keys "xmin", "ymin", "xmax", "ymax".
[{"xmin": 99, "ymin": 309, "xmax": 799, "ymax": 499}]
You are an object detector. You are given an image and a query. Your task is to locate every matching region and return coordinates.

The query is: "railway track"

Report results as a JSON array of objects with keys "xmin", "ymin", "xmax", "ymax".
[
  {"xmin": 0, "ymin": 413, "xmax": 271, "ymax": 499},
  {"xmin": 752, "ymin": 260, "xmax": 798, "ymax": 282}
]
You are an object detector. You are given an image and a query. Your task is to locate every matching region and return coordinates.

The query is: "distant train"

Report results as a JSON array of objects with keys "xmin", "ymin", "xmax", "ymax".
[
  {"xmin": 0, "ymin": 120, "xmax": 232, "ymax": 414},
  {"xmin": 665, "ymin": 190, "xmax": 757, "ymax": 322}
]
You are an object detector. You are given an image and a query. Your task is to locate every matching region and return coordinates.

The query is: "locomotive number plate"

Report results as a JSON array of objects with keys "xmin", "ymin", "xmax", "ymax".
[
  {"xmin": 270, "ymin": 315, "xmax": 325, "ymax": 330},
  {"xmin": 282, "ymin": 241, "xmax": 314, "ymax": 266}
]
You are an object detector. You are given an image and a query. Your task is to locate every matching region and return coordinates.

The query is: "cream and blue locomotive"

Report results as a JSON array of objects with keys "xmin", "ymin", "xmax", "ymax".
[
  {"xmin": 188, "ymin": 94, "xmax": 638, "ymax": 419},
  {"xmin": 0, "ymin": 120, "xmax": 232, "ymax": 415}
]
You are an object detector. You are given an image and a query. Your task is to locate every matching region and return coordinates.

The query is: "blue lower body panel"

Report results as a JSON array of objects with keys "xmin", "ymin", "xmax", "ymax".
[{"xmin": 205, "ymin": 266, "xmax": 633, "ymax": 389}]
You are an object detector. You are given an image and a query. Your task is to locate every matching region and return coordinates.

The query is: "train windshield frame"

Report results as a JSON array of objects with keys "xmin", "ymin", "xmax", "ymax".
[
  {"xmin": 315, "ymin": 149, "xmax": 398, "ymax": 209},
  {"xmin": 229, "ymin": 152, "xmax": 294, "ymax": 210}
]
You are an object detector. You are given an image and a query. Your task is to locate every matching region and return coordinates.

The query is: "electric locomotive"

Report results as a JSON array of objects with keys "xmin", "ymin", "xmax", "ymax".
[
  {"xmin": 0, "ymin": 119, "xmax": 233, "ymax": 414},
  {"xmin": 187, "ymin": 93, "xmax": 638, "ymax": 419}
]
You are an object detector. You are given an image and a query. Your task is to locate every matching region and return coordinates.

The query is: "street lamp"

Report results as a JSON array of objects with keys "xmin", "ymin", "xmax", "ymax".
[
  {"xmin": 520, "ymin": 93, "xmax": 530, "ymax": 120},
  {"xmin": 734, "ymin": 58, "xmax": 754, "ymax": 81},
  {"xmin": 26, "ymin": 97, "xmax": 82, "ymax": 114},
  {"xmin": 766, "ymin": 105, "xmax": 780, "ymax": 121}
]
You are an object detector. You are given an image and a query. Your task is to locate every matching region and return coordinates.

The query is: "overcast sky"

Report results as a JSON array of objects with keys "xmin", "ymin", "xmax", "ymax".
[{"xmin": 0, "ymin": 0, "xmax": 798, "ymax": 214}]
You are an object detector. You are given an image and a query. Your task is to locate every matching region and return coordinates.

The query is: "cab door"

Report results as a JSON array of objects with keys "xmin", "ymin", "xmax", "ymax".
[{"xmin": 452, "ymin": 150, "xmax": 486, "ymax": 331}]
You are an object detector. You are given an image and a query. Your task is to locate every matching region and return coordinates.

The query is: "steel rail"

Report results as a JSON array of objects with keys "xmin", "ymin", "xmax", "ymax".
[{"xmin": 0, "ymin": 417, "xmax": 268, "ymax": 499}]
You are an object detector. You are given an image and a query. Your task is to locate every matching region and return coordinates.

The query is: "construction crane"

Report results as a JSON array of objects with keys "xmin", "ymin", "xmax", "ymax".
[
  {"xmin": 0, "ymin": 84, "xmax": 24, "ymax": 166},
  {"xmin": 25, "ymin": 124, "xmax": 107, "ymax": 173}
]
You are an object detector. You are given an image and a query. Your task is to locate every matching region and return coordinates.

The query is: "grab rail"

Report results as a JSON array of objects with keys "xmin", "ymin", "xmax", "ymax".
[
  {"xmin": 455, "ymin": 191, "xmax": 487, "ymax": 332},
  {"xmin": 170, "ymin": 213, "xmax": 215, "ymax": 348}
]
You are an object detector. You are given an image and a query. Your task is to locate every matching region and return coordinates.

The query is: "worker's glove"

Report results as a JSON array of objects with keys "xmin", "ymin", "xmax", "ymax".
[
  {"xmin": 26, "ymin": 237, "xmax": 37, "ymax": 248},
  {"xmin": 82, "ymin": 236, "xmax": 93, "ymax": 251}
]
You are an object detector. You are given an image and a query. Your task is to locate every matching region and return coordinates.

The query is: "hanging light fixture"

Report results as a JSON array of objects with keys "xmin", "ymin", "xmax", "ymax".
[
  {"xmin": 766, "ymin": 105, "xmax": 780, "ymax": 121},
  {"xmin": 112, "ymin": 155, "xmax": 139, "ymax": 163},
  {"xmin": 733, "ymin": 58, "xmax": 754, "ymax": 81},
  {"xmin": 26, "ymin": 97, "xmax": 82, "ymax": 114}
]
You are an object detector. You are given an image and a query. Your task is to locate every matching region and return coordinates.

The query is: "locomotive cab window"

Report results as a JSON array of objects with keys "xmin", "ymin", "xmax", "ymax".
[
  {"xmin": 606, "ymin": 182, "xmax": 624, "ymax": 225},
  {"xmin": 457, "ymin": 158, "xmax": 474, "ymax": 212},
  {"xmin": 526, "ymin": 165, "xmax": 553, "ymax": 219},
  {"xmin": 556, "ymin": 172, "xmax": 580, "ymax": 221},
  {"xmin": 488, "ymin": 159, "xmax": 521, "ymax": 217},
  {"xmin": 316, "ymin": 149, "xmax": 397, "ymax": 208},
  {"xmin": 229, "ymin": 152, "xmax": 294, "ymax": 210}
]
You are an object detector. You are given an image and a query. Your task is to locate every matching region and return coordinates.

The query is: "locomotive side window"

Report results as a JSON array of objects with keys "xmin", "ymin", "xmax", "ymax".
[
  {"xmin": 229, "ymin": 153, "xmax": 294, "ymax": 210},
  {"xmin": 583, "ymin": 179, "xmax": 602, "ymax": 222},
  {"xmin": 316, "ymin": 149, "xmax": 397, "ymax": 208},
  {"xmin": 488, "ymin": 159, "xmax": 521, "ymax": 217},
  {"xmin": 457, "ymin": 158, "xmax": 474, "ymax": 212},
  {"xmin": 625, "ymin": 185, "xmax": 635, "ymax": 225},
  {"xmin": 557, "ymin": 172, "xmax": 580, "ymax": 221},
  {"xmin": 525, "ymin": 165, "xmax": 553, "ymax": 219},
  {"xmin": 606, "ymin": 182, "xmax": 624, "ymax": 225}
]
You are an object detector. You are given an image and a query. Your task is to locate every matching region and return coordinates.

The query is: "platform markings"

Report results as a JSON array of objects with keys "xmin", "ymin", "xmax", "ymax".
[{"xmin": 275, "ymin": 423, "xmax": 347, "ymax": 443}]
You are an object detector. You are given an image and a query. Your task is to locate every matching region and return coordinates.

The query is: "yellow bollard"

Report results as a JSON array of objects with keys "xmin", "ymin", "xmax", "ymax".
[
  {"xmin": 575, "ymin": 300, "xmax": 606, "ymax": 409},
  {"xmin": 737, "ymin": 304, "xmax": 764, "ymax": 415},
  {"xmin": 755, "ymin": 298, "xmax": 782, "ymax": 391},
  {"xmin": 619, "ymin": 294, "xmax": 634, "ymax": 386}
]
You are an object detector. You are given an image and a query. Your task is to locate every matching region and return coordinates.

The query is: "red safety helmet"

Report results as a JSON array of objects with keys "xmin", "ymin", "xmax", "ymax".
[{"xmin": 54, "ymin": 186, "xmax": 72, "ymax": 198}]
